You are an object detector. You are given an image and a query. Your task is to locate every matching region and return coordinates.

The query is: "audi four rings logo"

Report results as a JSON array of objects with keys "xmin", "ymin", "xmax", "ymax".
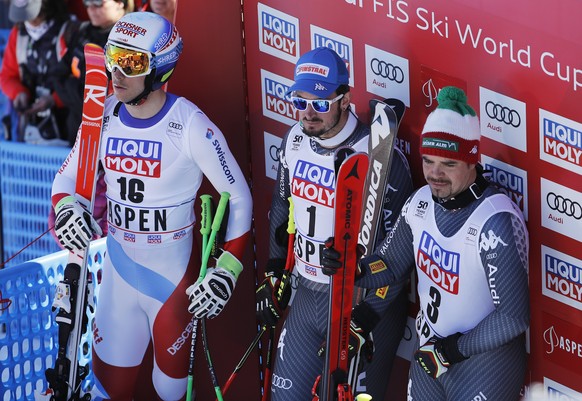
[
  {"xmin": 169, "ymin": 122, "xmax": 183, "ymax": 130},
  {"xmin": 269, "ymin": 144, "xmax": 280, "ymax": 162},
  {"xmin": 271, "ymin": 374, "xmax": 292, "ymax": 390},
  {"xmin": 370, "ymin": 58, "xmax": 404, "ymax": 83},
  {"xmin": 546, "ymin": 192, "xmax": 582, "ymax": 219},
  {"xmin": 485, "ymin": 101, "xmax": 521, "ymax": 127}
]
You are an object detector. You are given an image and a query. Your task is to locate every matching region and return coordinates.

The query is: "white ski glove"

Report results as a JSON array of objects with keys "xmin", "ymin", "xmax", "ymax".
[
  {"xmin": 54, "ymin": 196, "xmax": 102, "ymax": 252},
  {"xmin": 186, "ymin": 251, "xmax": 242, "ymax": 319}
]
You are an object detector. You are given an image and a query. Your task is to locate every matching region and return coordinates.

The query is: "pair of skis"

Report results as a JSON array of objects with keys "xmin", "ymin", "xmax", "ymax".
[
  {"xmin": 38, "ymin": 43, "xmax": 109, "ymax": 401},
  {"xmin": 314, "ymin": 98, "xmax": 404, "ymax": 401}
]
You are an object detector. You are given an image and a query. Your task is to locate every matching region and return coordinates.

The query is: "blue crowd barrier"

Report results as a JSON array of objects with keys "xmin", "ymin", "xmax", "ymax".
[
  {"xmin": 0, "ymin": 238, "xmax": 105, "ymax": 400},
  {"xmin": 0, "ymin": 141, "xmax": 71, "ymax": 268}
]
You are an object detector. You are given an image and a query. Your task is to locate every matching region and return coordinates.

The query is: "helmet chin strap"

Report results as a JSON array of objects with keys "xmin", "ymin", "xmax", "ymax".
[
  {"xmin": 125, "ymin": 91, "xmax": 150, "ymax": 106},
  {"xmin": 125, "ymin": 73, "xmax": 155, "ymax": 106}
]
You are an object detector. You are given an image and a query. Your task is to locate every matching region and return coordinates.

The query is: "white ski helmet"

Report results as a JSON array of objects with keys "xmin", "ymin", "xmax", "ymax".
[{"xmin": 105, "ymin": 12, "xmax": 183, "ymax": 103}]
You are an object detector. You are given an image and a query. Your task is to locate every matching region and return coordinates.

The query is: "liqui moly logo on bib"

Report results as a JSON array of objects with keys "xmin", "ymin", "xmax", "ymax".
[
  {"xmin": 539, "ymin": 109, "xmax": 582, "ymax": 175},
  {"xmin": 417, "ymin": 232, "xmax": 460, "ymax": 294},
  {"xmin": 258, "ymin": 3, "xmax": 299, "ymax": 64},
  {"xmin": 261, "ymin": 69, "xmax": 297, "ymax": 126},
  {"xmin": 105, "ymin": 138, "xmax": 162, "ymax": 177},
  {"xmin": 542, "ymin": 245, "xmax": 582, "ymax": 311},
  {"xmin": 291, "ymin": 160, "xmax": 335, "ymax": 207},
  {"xmin": 310, "ymin": 26, "xmax": 354, "ymax": 87}
]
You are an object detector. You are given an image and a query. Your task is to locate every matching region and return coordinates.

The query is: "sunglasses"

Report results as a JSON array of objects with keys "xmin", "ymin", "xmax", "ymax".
[
  {"xmin": 84, "ymin": 0, "xmax": 122, "ymax": 7},
  {"xmin": 105, "ymin": 44, "xmax": 152, "ymax": 78},
  {"xmin": 290, "ymin": 94, "xmax": 344, "ymax": 113},
  {"xmin": 83, "ymin": 0, "xmax": 105, "ymax": 6}
]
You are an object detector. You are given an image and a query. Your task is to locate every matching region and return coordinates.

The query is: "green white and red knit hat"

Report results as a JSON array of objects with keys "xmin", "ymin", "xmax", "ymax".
[{"xmin": 420, "ymin": 86, "xmax": 480, "ymax": 164}]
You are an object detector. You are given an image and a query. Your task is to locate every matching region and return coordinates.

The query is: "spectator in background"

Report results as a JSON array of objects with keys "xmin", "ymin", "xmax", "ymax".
[
  {"xmin": 54, "ymin": 0, "xmax": 134, "ymax": 146},
  {"xmin": 0, "ymin": 0, "xmax": 75, "ymax": 145},
  {"xmin": 140, "ymin": 0, "xmax": 176, "ymax": 23}
]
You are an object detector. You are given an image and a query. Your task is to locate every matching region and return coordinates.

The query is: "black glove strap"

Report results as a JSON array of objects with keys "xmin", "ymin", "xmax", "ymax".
[
  {"xmin": 438, "ymin": 332, "xmax": 468, "ymax": 364},
  {"xmin": 265, "ymin": 258, "xmax": 286, "ymax": 279},
  {"xmin": 351, "ymin": 301, "xmax": 380, "ymax": 336}
]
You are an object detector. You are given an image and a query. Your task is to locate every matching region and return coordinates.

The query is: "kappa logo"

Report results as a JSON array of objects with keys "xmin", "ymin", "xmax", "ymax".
[
  {"xmin": 277, "ymin": 327, "xmax": 287, "ymax": 360},
  {"xmin": 314, "ymin": 82, "xmax": 327, "ymax": 91},
  {"xmin": 478, "ymin": 230, "xmax": 508, "ymax": 252}
]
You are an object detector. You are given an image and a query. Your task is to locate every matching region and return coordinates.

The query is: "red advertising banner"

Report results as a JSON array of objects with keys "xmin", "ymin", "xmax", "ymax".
[{"xmin": 243, "ymin": 0, "xmax": 582, "ymax": 399}]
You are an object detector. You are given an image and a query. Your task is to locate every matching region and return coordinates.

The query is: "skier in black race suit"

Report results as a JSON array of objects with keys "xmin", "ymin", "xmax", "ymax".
[
  {"xmin": 255, "ymin": 46, "xmax": 414, "ymax": 400},
  {"xmin": 323, "ymin": 86, "xmax": 530, "ymax": 401}
]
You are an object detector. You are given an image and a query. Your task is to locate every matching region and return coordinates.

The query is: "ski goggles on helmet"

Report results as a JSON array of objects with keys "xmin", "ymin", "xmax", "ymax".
[
  {"xmin": 105, "ymin": 44, "xmax": 153, "ymax": 78},
  {"xmin": 290, "ymin": 94, "xmax": 344, "ymax": 113}
]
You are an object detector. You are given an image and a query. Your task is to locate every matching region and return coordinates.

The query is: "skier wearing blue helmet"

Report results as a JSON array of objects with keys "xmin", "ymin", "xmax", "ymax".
[
  {"xmin": 51, "ymin": 11, "xmax": 253, "ymax": 400},
  {"xmin": 105, "ymin": 11, "xmax": 183, "ymax": 104}
]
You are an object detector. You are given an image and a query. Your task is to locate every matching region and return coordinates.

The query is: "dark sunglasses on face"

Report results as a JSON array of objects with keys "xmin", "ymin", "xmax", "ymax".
[
  {"xmin": 84, "ymin": 0, "xmax": 117, "ymax": 7},
  {"xmin": 290, "ymin": 94, "xmax": 344, "ymax": 113}
]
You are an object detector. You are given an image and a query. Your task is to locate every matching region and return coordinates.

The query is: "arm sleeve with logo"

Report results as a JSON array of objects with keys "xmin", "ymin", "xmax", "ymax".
[
  {"xmin": 186, "ymin": 109, "xmax": 252, "ymax": 260},
  {"xmin": 455, "ymin": 212, "xmax": 530, "ymax": 357}
]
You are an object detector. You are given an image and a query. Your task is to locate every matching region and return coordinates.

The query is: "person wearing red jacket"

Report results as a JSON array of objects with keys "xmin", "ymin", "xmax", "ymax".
[{"xmin": 0, "ymin": 0, "xmax": 75, "ymax": 144}]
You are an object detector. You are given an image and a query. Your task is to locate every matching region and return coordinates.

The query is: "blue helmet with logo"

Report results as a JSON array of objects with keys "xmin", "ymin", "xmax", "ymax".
[{"xmin": 106, "ymin": 12, "xmax": 183, "ymax": 103}]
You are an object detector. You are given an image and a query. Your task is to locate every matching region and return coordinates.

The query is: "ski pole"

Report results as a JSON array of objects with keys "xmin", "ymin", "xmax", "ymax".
[
  {"xmin": 261, "ymin": 325, "xmax": 276, "ymax": 401},
  {"xmin": 262, "ymin": 197, "xmax": 295, "ymax": 400},
  {"xmin": 221, "ymin": 324, "xmax": 267, "ymax": 397},
  {"xmin": 202, "ymin": 192, "xmax": 230, "ymax": 401},
  {"xmin": 221, "ymin": 197, "xmax": 295, "ymax": 399},
  {"xmin": 186, "ymin": 194, "xmax": 214, "ymax": 401}
]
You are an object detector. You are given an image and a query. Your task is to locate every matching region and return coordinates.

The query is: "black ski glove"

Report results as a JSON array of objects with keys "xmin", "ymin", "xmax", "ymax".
[
  {"xmin": 414, "ymin": 333, "xmax": 468, "ymax": 379},
  {"xmin": 321, "ymin": 237, "xmax": 365, "ymax": 276},
  {"xmin": 317, "ymin": 301, "xmax": 379, "ymax": 364},
  {"xmin": 256, "ymin": 258, "xmax": 292, "ymax": 326}
]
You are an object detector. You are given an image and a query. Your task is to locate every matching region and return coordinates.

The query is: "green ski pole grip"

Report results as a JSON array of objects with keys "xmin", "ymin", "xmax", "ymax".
[
  {"xmin": 211, "ymin": 192, "xmax": 230, "ymax": 233},
  {"xmin": 287, "ymin": 196, "xmax": 295, "ymax": 234}
]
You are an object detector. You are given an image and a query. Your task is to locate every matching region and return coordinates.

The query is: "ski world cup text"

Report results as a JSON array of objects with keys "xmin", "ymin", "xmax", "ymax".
[
  {"xmin": 417, "ymin": 232, "xmax": 460, "ymax": 294},
  {"xmin": 545, "ymin": 254, "xmax": 582, "ymax": 303},
  {"xmin": 105, "ymin": 137, "xmax": 162, "ymax": 177},
  {"xmin": 292, "ymin": 160, "xmax": 335, "ymax": 207}
]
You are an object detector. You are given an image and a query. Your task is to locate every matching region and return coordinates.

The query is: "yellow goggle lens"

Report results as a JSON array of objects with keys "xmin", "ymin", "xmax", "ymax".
[{"xmin": 105, "ymin": 45, "xmax": 151, "ymax": 77}]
